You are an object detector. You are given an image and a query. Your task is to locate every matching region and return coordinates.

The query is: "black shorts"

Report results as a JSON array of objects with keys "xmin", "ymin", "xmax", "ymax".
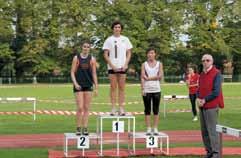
[
  {"xmin": 108, "ymin": 69, "xmax": 127, "ymax": 74},
  {"xmin": 73, "ymin": 86, "xmax": 93, "ymax": 93}
]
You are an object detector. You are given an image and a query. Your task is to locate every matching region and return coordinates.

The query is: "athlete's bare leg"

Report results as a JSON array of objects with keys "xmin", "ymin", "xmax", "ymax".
[
  {"xmin": 109, "ymin": 74, "xmax": 118, "ymax": 113},
  {"xmin": 117, "ymin": 74, "xmax": 126, "ymax": 113},
  {"xmin": 75, "ymin": 92, "xmax": 84, "ymax": 127},
  {"xmin": 83, "ymin": 91, "xmax": 92, "ymax": 127}
]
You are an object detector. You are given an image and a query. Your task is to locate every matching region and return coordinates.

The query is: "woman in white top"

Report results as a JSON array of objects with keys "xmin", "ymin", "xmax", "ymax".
[
  {"xmin": 103, "ymin": 21, "xmax": 133, "ymax": 116},
  {"xmin": 141, "ymin": 48, "xmax": 163, "ymax": 135}
]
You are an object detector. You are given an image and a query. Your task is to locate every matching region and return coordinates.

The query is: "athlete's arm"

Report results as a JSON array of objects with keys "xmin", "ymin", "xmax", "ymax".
[
  {"xmin": 141, "ymin": 63, "xmax": 146, "ymax": 95},
  {"xmin": 91, "ymin": 58, "xmax": 98, "ymax": 95},
  {"xmin": 70, "ymin": 56, "xmax": 81, "ymax": 90},
  {"xmin": 103, "ymin": 49, "xmax": 117, "ymax": 70},
  {"xmin": 123, "ymin": 49, "xmax": 132, "ymax": 71}
]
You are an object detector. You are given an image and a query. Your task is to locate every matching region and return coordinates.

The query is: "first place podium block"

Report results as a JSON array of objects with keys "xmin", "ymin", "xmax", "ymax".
[{"xmin": 97, "ymin": 114, "xmax": 136, "ymax": 156}]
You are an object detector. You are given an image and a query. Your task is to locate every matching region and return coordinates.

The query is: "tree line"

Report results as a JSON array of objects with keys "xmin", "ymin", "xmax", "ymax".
[{"xmin": 0, "ymin": 0, "xmax": 240, "ymax": 77}]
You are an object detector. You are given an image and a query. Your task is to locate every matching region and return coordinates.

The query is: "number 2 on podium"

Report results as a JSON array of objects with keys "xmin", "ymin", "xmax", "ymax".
[{"xmin": 77, "ymin": 136, "xmax": 89, "ymax": 149}]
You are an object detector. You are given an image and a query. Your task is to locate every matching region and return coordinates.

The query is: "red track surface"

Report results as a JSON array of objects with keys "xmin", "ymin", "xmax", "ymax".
[
  {"xmin": 0, "ymin": 130, "xmax": 240, "ymax": 148},
  {"xmin": 48, "ymin": 148, "xmax": 241, "ymax": 158}
]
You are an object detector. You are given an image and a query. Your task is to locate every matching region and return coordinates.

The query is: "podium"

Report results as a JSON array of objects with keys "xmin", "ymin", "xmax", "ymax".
[
  {"xmin": 63, "ymin": 113, "xmax": 170, "ymax": 157},
  {"xmin": 63, "ymin": 133, "xmax": 98, "ymax": 157},
  {"xmin": 129, "ymin": 132, "xmax": 169, "ymax": 155},
  {"xmin": 97, "ymin": 114, "xmax": 136, "ymax": 156}
]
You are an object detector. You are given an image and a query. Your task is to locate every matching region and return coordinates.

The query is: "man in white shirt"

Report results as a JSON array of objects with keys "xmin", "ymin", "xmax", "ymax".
[{"xmin": 103, "ymin": 21, "xmax": 133, "ymax": 115}]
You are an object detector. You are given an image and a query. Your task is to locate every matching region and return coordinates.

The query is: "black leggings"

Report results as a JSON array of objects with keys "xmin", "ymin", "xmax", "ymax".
[
  {"xmin": 143, "ymin": 92, "xmax": 161, "ymax": 115},
  {"xmin": 189, "ymin": 93, "xmax": 197, "ymax": 116}
]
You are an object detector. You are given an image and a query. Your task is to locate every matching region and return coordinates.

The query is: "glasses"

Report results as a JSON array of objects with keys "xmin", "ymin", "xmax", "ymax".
[
  {"xmin": 202, "ymin": 59, "xmax": 211, "ymax": 63},
  {"xmin": 83, "ymin": 46, "xmax": 90, "ymax": 48}
]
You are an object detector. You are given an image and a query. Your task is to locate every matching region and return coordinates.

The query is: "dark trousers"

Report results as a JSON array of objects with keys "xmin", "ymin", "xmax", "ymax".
[
  {"xmin": 143, "ymin": 92, "xmax": 161, "ymax": 115},
  {"xmin": 200, "ymin": 107, "xmax": 220, "ymax": 158},
  {"xmin": 189, "ymin": 94, "xmax": 197, "ymax": 116}
]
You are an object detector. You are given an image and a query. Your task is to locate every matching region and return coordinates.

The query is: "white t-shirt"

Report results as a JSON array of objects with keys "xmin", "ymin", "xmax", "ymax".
[
  {"xmin": 103, "ymin": 35, "xmax": 133, "ymax": 70},
  {"xmin": 143, "ymin": 61, "xmax": 161, "ymax": 93}
]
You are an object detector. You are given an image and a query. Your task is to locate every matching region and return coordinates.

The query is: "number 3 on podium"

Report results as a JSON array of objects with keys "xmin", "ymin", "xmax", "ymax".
[
  {"xmin": 77, "ymin": 136, "xmax": 89, "ymax": 149},
  {"xmin": 112, "ymin": 121, "xmax": 124, "ymax": 133},
  {"xmin": 146, "ymin": 136, "xmax": 158, "ymax": 148}
]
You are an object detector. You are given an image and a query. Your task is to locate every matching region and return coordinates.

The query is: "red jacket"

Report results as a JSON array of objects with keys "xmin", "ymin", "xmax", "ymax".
[
  {"xmin": 198, "ymin": 67, "xmax": 224, "ymax": 109},
  {"xmin": 186, "ymin": 73, "xmax": 199, "ymax": 94}
]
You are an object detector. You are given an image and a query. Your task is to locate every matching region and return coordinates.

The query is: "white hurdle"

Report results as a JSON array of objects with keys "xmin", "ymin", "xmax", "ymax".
[
  {"xmin": 216, "ymin": 124, "xmax": 241, "ymax": 158},
  {"xmin": 0, "ymin": 97, "xmax": 37, "ymax": 120},
  {"xmin": 163, "ymin": 95, "xmax": 189, "ymax": 118}
]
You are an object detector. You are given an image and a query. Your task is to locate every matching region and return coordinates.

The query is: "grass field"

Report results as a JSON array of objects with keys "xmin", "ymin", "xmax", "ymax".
[{"xmin": 0, "ymin": 83, "xmax": 241, "ymax": 158}]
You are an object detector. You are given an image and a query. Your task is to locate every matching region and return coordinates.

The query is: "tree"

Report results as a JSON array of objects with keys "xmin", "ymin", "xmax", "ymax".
[
  {"xmin": 0, "ymin": 44, "xmax": 15, "ymax": 76},
  {"xmin": 0, "ymin": 0, "xmax": 240, "ymax": 79}
]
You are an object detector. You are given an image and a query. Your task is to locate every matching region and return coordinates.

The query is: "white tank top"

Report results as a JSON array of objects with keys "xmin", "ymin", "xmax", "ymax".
[{"xmin": 143, "ymin": 61, "xmax": 161, "ymax": 93}]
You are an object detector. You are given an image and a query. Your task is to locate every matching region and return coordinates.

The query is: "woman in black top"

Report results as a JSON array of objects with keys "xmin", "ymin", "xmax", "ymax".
[{"xmin": 71, "ymin": 41, "xmax": 98, "ymax": 135}]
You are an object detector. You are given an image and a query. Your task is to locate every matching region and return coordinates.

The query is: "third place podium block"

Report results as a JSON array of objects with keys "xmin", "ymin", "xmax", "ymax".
[{"xmin": 129, "ymin": 132, "xmax": 169, "ymax": 155}]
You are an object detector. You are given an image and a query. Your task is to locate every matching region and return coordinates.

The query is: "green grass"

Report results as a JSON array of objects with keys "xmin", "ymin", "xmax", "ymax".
[
  {"xmin": 0, "ymin": 83, "xmax": 241, "ymax": 157},
  {"xmin": 0, "ymin": 148, "xmax": 48, "ymax": 158}
]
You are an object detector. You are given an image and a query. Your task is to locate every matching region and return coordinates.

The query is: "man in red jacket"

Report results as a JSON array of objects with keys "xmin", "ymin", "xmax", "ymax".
[{"xmin": 197, "ymin": 54, "xmax": 224, "ymax": 158}]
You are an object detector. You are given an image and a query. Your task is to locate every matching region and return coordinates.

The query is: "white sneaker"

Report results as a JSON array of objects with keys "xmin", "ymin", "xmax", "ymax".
[
  {"xmin": 193, "ymin": 116, "xmax": 198, "ymax": 121},
  {"xmin": 110, "ymin": 108, "xmax": 116, "ymax": 116},
  {"xmin": 119, "ymin": 107, "xmax": 125, "ymax": 116},
  {"xmin": 146, "ymin": 127, "xmax": 152, "ymax": 135},
  {"xmin": 153, "ymin": 128, "xmax": 159, "ymax": 135}
]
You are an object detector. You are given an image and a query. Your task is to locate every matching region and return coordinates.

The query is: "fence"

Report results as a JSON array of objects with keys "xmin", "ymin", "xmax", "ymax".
[{"xmin": 0, "ymin": 74, "xmax": 241, "ymax": 84}]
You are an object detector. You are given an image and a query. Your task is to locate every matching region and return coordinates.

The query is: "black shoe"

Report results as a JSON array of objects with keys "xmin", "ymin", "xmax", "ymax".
[
  {"xmin": 119, "ymin": 108, "xmax": 126, "ymax": 116},
  {"xmin": 146, "ymin": 132, "xmax": 152, "ymax": 136},
  {"xmin": 82, "ymin": 127, "xmax": 89, "ymax": 136},
  {"xmin": 153, "ymin": 128, "xmax": 159, "ymax": 136},
  {"xmin": 76, "ymin": 127, "xmax": 81, "ymax": 135},
  {"xmin": 153, "ymin": 132, "xmax": 159, "ymax": 136},
  {"xmin": 204, "ymin": 153, "xmax": 213, "ymax": 158},
  {"xmin": 146, "ymin": 128, "xmax": 152, "ymax": 136},
  {"xmin": 119, "ymin": 112, "xmax": 126, "ymax": 116},
  {"xmin": 110, "ymin": 108, "xmax": 116, "ymax": 116}
]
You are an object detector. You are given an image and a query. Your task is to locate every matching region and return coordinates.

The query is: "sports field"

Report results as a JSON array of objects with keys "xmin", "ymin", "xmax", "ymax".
[{"xmin": 0, "ymin": 83, "xmax": 241, "ymax": 158}]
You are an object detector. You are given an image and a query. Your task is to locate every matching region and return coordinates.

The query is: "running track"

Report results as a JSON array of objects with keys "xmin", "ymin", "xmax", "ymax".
[
  {"xmin": 1, "ymin": 130, "xmax": 241, "ymax": 148},
  {"xmin": 1, "ymin": 130, "xmax": 241, "ymax": 157}
]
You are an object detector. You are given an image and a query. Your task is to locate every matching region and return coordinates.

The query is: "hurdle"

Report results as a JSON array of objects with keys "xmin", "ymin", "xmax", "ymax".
[
  {"xmin": 0, "ymin": 97, "xmax": 37, "ymax": 120},
  {"xmin": 163, "ymin": 95, "xmax": 189, "ymax": 117},
  {"xmin": 216, "ymin": 124, "xmax": 241, "ymax": 158}
]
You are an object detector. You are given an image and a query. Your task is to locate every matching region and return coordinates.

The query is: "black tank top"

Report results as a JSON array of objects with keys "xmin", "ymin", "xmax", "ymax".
[{"xmin": 75, "ymin": 54, "xmax": 93, "ymax": 88}]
